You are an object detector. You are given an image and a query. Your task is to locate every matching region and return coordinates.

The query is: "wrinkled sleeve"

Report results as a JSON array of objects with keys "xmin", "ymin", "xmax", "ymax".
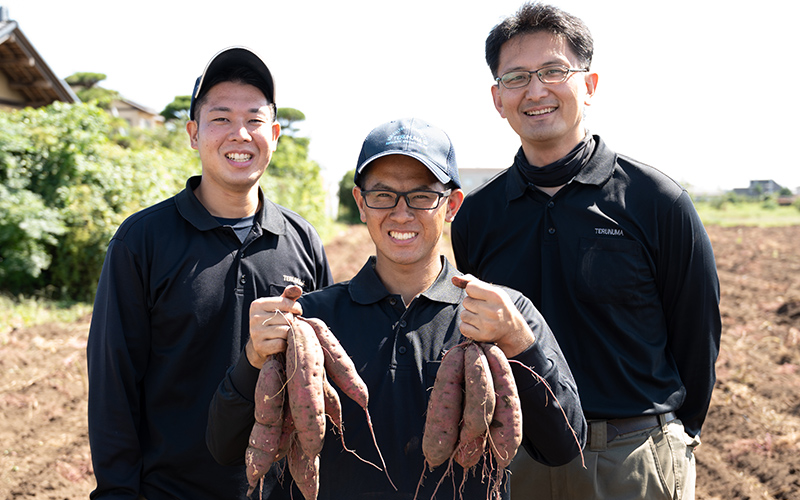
[
  {"xmin": 510, "ymin": 293, "xmax": 587, "ymax": 466},
  {"xmin": 86, "ymin": 239, "xmax": 150, "ymax": 499},
  {"xmin": 659, "ymin": 192, "xmax": 721, "ymax": 437},
  {"xmin": 206, "ymin": 351, "xmax": 260, "ymax": 465}
]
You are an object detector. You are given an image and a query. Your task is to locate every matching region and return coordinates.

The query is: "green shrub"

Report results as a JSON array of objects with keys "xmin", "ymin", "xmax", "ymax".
[
  {"xmin": 1, "ymin": 101, "xmax": 328, "ymax": 301},
  {"xmin": 0, "ymin": 102, "xmax": 197, "ymax": 300},
  {"xmin": 337, "ymin": 169, "xmax": 360, "ymax": 224}
]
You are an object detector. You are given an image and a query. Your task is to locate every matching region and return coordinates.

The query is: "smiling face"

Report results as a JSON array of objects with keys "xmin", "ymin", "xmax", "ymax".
[
  {"xmin": 186, "ymin": 80, "xmax": 280, "ymax": 204},
  {"xmin": 353, "ymin": 155, "xmax": 463, "ymax": 277},
  {"xmin": 491, "ymin": 31, "xmax": 598, "ymax": 166}
]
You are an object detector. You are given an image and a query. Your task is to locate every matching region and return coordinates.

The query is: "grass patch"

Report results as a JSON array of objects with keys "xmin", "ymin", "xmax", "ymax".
[
  {"xmin": 695, "ymin": 202, "xmax": 800, "ymax": 227},
  {"xmin": 0, "ymin": 293, "xmax": 92, "ymax": 342}
]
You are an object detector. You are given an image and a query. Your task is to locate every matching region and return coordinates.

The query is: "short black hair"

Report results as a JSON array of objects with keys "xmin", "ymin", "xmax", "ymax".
[{"xmin": 485, "ymin": 2, "xmax": 593, "ymax": 79}]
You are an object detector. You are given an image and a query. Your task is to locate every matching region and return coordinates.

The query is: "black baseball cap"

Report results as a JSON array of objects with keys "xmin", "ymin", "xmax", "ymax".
[
  {"xmin": 189, "ymin": 46, "xmax": 275, "ymax": 120},
  {"xmin": 354, "ymin": 118, "xmax": 461, "ymax": 188}
]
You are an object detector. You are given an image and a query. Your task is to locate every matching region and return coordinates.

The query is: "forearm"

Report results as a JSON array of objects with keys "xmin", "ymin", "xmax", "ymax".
[{"xmin": 206, "ymin": 352, "xmax": 260, "ymax": 465}]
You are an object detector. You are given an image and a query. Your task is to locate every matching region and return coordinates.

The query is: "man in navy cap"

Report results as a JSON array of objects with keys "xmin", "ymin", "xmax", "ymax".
[
  {"xmin": 86, "ymin": 47, "xmax": 334, "ymax": 500},
  {"xmin": 206, "ymin": 117, "xmax": 586, "ymax": 499}
]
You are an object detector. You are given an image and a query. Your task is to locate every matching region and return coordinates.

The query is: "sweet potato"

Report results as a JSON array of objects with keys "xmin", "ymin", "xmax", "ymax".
[
  {"xmin": 254, "ymin": 353, "xmax": 286, "ymax": 426},
  {"xmin": 286, "ymin": 318, "xmax": 326, "ymax": 457},
  {"xmin": 302, "ymin": 316, "xmax": 395, "ymax": 490},
  {"xmin": 461, "ymin": 342, "xmax": 495, "ymax": 444},
  {"xmin": 245, "ymin": 445, "xmax": 273, "ymax": 497},
  {"xmin": 303, "ymin": 317, "xmax": 368, "ymax": 409},
  {"xmin": 322, "ymin": 375, "xmax": 343, "ymax": 434},
  {"xmin": 481, "ymin": 342, "xmax": 522, "ymax": 468},
  {"xmin": 454, "ymin": 430, "xmax": 487, "ymax": 469},
  {"xmin": 287, "ymin": 437, "xmax": 320, "ymax": 500},
  {"xmin": 249, "ymin": 420, "xmax": 284, "ymax": 456},
  {"xmin": 274, "ymin": 405, "xmax": 295, "ymax": 462},
  {"xmin": 422, "ymin": 344, "xmax": 466, "ymax": 468}
]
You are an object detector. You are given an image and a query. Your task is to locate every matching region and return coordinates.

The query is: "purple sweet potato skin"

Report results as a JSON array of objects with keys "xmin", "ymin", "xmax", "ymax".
[
  {"xmin": 254, "ymin": 354, "xmax": 286, "ymax": 426},
  {"xmin": 286, "ymin": 318, "xmax": 326, "ymax": 458},
  {"xmin": 482, "ymin": 343, "xmax": 522, "ymax": 468},
  {"xmin": 461, "ymin": 342, "xmax": 495, "ymax": 443},
  {"xmin": 422, "ymin": 345, "xmax": 466, "ymax": 468}
]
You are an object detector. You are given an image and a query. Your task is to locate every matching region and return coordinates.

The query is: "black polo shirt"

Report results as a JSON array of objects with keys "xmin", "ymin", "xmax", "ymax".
[
  {"xmin": 87, "ymin": 176, "xmax": 333, "ymax": 500},
  {"xmin": 451, "ymin": 135, "xmax": 721, "ymax": 438},
  {"xmin": 208, "ymin": 257, "xmax": 586, "ymax": 500}
]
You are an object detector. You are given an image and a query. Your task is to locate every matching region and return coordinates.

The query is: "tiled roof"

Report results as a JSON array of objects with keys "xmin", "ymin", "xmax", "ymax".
[{"xmin": 0, "ymin": 13, "xmax": 78, "ymax": 108}]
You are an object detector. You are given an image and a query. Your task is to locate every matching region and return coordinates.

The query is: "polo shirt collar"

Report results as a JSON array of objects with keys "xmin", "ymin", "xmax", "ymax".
[
  {"xmin": 505, "ymin": 134, "xmax": 617, "ymax": 201},
  {"xmin": 348, "ymin": 256, "xmax": 465, "ymax": 306},
  {"xmin": 175, "ymin": 176, "xmax": 286, "ymax": 235}
]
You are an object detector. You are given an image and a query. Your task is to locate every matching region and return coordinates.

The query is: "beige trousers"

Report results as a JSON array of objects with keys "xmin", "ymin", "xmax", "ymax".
[{"xmin": 509, "ymin": 415, "xmax": 700, "ymax": 500}]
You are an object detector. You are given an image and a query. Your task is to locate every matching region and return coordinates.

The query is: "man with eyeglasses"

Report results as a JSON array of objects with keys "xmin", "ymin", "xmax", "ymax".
[
  {"xmin": 206, "ymin": 117, "xmax": 586, "ymax": 499},
  {"xmin": 451, "ymin": 3, "xmax": 721, "ymax": 500}
]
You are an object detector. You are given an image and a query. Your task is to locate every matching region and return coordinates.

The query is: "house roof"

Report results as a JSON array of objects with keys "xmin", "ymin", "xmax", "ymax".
[{"xmin": 0, "ymin": 7, "xmax": 78, "ymax": 108}]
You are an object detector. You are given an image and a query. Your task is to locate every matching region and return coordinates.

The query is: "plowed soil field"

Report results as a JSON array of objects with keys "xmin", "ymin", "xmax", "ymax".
[{"xmin": 1, "ymin": 225, "xmax": 798, "ymax": 499}]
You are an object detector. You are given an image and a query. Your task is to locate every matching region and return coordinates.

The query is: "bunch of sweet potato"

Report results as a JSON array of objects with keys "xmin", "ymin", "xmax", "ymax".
[
  {"xmin": 421, "ymin": 340, "xmax": 523, "ymax": 494},
  {"xmin": 245, "ymin": 312, "xmax": 389, "ymax": 500}
]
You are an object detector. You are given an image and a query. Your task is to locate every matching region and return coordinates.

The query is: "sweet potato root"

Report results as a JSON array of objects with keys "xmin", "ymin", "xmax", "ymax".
[{"xmin": 287, "ymin": 437, "xmax": 320, "ymax": 500}]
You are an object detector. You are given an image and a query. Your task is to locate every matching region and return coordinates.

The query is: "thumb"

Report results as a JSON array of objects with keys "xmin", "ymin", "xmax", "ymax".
[
  {"xmin": 281, "ymin": 285, "xmax": 304, "ymax": 315},
  {"xmin": 451, "ymin": 274, "xmax": 476, "ymax": 290},
  {"xmin": 282, "ymin": 285, "xmax": 303, "ymax": 301}
]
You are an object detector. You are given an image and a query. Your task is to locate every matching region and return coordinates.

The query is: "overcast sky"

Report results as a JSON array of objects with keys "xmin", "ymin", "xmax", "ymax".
[{"xmin": 6, "ymin": 0, "xmax": 799, "ymax": 193}]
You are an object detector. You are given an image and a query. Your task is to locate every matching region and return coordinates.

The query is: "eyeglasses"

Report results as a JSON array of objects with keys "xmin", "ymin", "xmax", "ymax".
[
  {"xmin": 361, "ymin": 189, "xmax": 452, "ymax": 210},
  {"xmin": 496, "ymin": 65, "xmax": 589, "ymax": 89}
]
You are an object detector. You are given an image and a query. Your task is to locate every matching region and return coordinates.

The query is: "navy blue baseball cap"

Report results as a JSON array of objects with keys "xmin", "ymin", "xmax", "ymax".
[
  {"xmin": 190, "ymin": 46, "xmax": 275, "ymax": 120},
  {"xmin": 354, "ymin": 118, "xmax": 461, "ymax": 188}
]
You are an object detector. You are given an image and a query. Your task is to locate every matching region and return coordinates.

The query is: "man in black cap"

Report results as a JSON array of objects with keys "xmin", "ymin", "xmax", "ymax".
[
  {"xmin": 86, "ymin": 47, "xmax": 334, "ymax": 500},
  {"xmin": 206, "ymin": 117, "xmax": 586, "ymax": 499}
]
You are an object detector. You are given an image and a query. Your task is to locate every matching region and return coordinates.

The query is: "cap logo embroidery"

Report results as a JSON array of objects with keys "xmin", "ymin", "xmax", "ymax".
[{"xmin": 385, "ymin": 127, "xmax": 428, "ymax": 149}]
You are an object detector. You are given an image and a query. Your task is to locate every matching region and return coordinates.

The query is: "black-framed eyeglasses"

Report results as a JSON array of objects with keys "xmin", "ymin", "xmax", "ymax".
[
  {"xmin": 361, "ymin": 189, "xmax": 452, "ymax": 210},
  {"xmin": 496, "ymin": 65, "xmax": 589, "ymax": 89}
]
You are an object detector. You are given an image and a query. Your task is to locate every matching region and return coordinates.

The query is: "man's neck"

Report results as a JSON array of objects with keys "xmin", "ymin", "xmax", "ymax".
[
  {"xmin": 375, "ymin": 256, "xmax": 443, "ymax": 307},
  {"xmin": 521, "ymin": 131, "xmax": 587, "ymax": 167},
  {"xmin": 194, "ymin": 182, "xmax": 260, "ymax": 218}
]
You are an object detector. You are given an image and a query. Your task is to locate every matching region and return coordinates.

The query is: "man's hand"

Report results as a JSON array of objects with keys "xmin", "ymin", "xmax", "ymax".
[
  {"xmin": 246, "ymin": 286, "xmax": 304, "ymax": 368},
  {"xmin": 453, "ymin": 275, "xmax": 535, "ymax": 358}
]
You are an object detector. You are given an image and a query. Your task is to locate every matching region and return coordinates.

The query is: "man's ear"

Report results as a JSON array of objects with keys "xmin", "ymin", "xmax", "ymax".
[
  {"xmin": 186, "ymin": 120, "xmax": 199, "ymax": 150},
  {"xmin": 583, "ymin": 71, "xmax": 599, "ymax": 106},
  {"xmin": 491, "ymin": 84, "xmax": 507, "ymax": 119},
  {"xmin": 352, "ymin": 185, "xmax": 366, "ymax": 222},
  {"xmin": 445, "ymin": 189, "xmax": 465, "ymax": 223}
]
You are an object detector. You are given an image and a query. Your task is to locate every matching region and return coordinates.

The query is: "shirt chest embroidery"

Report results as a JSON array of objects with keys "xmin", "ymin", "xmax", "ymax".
[
  {"xmin": 283, "ymin": 275, "xmax": 305, "ymax": 287},
  {"xmin": 594, "ymin": 227, "xmax": 624, "ymax": 237}
]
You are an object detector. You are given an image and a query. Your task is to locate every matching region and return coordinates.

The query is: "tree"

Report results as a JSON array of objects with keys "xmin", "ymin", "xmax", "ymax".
[
  {"xmin": 66, "ymin": 72, "xmax": 119, "ymax": 109},
  {"xmin": 65, "ymin": 72, "xmax": 107, "ymax": 89},
  {"xmin": 0, "ymin": 102, "xmax": 197, "ymax": 299},
  {"xmin": 277, "ymin": 107, "xmax": 306, "ymax": 135},
  {"xmin": 161, "ymin": 95, "xmax": 192, "ymax": 122},
  {"xmin": 337, "ymin": 169, "xmax": 360, "ymax": 224},
  {"xmin": 0, "ymin": 97, "xmax": 330, "ymax": 299}
]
